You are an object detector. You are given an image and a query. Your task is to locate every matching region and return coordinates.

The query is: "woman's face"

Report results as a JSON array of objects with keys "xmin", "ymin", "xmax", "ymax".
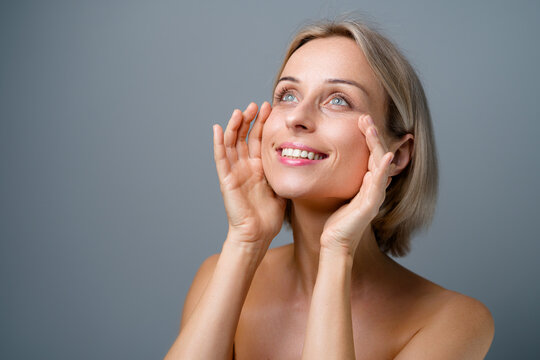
[{"xmin": 261, "ymin": 36, "xmax": 388, "ymax": 201}]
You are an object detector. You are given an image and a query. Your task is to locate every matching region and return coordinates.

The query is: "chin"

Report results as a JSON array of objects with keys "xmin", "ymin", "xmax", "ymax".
[
  {"xmin": 262, "ymin": 155, "xmax": 365, "ymax": 202},
  {"xmin": 266, "ymin": 176, "xmax": 310, "ymax": 199},
  {"xmin": 268, "ymin": 176, "xmax": 361, "ymax": 202}
]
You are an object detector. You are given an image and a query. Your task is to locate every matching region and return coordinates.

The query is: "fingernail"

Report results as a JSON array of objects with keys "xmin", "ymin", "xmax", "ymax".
[{"xmin": 366, "ymin": 115, "xmax": 374, "ymax": 125}]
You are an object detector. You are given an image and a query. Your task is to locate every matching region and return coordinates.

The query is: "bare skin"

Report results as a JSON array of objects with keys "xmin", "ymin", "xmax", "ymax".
[
  {"xmin": 164, "ymin": 36, "xmax": 494, "ymax": 360},
  {"xmin": 234, "ymin": 243, "xmax": 487, "ymax": 359}
]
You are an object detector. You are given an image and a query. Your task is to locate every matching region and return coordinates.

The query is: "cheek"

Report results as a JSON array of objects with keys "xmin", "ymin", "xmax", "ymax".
[
  {"xmin": 261, "ymin": 112, "xmax": 283, "ymax": 156},
  {"xmin": 326, "ymin": 123, "xmax": 369, "ymax": 164},
  {"xmin": 261, "ymin": 112, "xmax": 278, "ymax": 144},
  {"xmin": 350, "ymin": 136, "xmax": 369, "ymax": 167},
  {"xmin": 334, "ymin": 131, "xmax": 370, "ymax": 193}
]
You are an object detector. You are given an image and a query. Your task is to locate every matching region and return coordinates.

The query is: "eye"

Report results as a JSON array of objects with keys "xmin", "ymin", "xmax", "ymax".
[
  {"xmin": 329, "ymin": 96, "xmax": 349, "ymax": 106},
  {"xmin": 282, "ymin": 93, "xmax": 297, "ymax": 102},
  {"xmin": 274, "ymin": 87, "xmax": 299, "ymax": 104}
]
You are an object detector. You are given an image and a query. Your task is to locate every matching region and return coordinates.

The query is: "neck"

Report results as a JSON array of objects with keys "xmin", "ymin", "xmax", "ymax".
[{"xmin": 289, "ymin": 198, "xmax": 390, "ymax": 297}]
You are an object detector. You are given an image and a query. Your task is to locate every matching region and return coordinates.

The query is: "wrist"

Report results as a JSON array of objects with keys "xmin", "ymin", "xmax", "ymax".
[
  {"xmin": 316, "ymin": 247, "xmax": 353, "ymax": 284},
  {"xmin": 320, "ymin": 237, "xmax": 356, "ymax": 259},
  {"xmin": 227, "ymin": 225, "xmax": 275, "ymax": 244},
  {"xmin": 320, "ymin": 245, "xmax": 354, "ymax": 264},
  {"xmin": 221, "ymin": 239, "xmax": 262, "ymax": 273},
  {"xmin": 223, "ymin": 233, "xmax": 269, "ymax": 266}
]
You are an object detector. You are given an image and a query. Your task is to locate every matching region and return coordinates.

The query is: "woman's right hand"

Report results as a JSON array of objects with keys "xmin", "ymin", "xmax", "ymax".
[{"xmin": 213, "ymin": 102, "xmax": 286, "ymax": 256}]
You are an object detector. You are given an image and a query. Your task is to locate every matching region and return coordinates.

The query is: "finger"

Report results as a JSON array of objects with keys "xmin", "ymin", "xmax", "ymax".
[
  {"xmin": 354, "ymin": 152, "xmax": 392, "ymax": 213},
  {"xmin": 357, "ymin": 113, "xmax": 370, "ymax": 135},
  {"xmin": 224, "ymin": 109, "xmax": 242, "ymax": 162},
  {"xmin": 213, "ymin": 124, "xmax": 230, "ymax": 181},
  {"xmin": 372, "ymin": 152, "xmax": 394, "ymax": 196},
  {"xmin": 238, "ymin": 103, "xmax": 257, "ymax": 140},
  {"xmin": 248, "ymin": 101, "xmax": 271, "ymax": 158},
  {"xmin": 350, "ymin": 171, "xmax": 372, "ymax": 207},
  {"xmin": 237, "ymin": 103, "xmax": 258, "ymax": 159},
  {"xmin": 350, "ymin": 151, "xmax": 393, "ymax": 212},
  {"xmin": 360, "ymin": 115, "xmax": 388, "ymax": 170},
  {"xmin": 358, "ymin": 114, "xmax": 381, "ymax": 169}
]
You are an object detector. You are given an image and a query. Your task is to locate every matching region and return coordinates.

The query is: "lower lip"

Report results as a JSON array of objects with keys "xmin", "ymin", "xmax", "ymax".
[{"xmin": 278, "ymin": 153, "xmax": 325, "ymax": 166}]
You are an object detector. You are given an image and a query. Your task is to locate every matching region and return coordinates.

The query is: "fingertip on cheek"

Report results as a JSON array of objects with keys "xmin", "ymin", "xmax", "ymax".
[
  {"xmin": 365, "ymin": 115, "xmax": 374, "ymax": 125},
  {"xmin": 358, "ymin": 114, "xmax": 367, "ymax": 127}
]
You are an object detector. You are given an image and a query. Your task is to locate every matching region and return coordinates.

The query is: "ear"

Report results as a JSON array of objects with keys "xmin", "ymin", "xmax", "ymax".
[{"xmin": 389, "ymin": 134, "xmax": 414, "ymax": 176}]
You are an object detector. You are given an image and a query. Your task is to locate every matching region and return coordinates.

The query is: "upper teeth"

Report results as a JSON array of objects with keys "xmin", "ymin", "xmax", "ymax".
[{"xmin": 281, "ymin": 148, "xmax": 323, "ymax": 160}]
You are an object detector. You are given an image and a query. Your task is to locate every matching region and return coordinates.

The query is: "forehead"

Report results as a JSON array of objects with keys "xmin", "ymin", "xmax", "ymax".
[{"xmin": 281, "ymin": 36, "xmax": 385, "ymax": 100}]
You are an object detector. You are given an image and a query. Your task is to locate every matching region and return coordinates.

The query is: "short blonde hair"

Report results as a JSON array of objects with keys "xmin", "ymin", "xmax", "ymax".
[{"xmin": 274, "ymin": 17, "xmax": 438, "ymax": 257}]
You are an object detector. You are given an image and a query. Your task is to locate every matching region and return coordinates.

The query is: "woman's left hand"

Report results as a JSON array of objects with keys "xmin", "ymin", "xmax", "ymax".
[{"xmin": 320, "ymin": 114, "xmax": 395, "ymax": 257}]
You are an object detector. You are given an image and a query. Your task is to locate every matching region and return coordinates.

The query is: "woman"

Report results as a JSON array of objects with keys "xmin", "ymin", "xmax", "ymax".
[{"xmin": 165, "ymin": 18, "xmax": 494, "ymax": 359}]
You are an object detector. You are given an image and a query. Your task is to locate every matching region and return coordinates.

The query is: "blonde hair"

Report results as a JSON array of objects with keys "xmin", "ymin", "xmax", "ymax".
[{"xmin": 274, "ymin": 17, "xmax": 438, "ymax": 257}]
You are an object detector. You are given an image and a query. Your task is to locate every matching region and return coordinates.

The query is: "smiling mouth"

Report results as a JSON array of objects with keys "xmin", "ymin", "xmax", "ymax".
[{"xmin": 277, "ymin": 147, "xmax": 328, "ymax": 160}]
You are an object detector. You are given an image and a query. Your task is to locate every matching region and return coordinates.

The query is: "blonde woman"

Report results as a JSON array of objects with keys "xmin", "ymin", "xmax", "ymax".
[{"xmin": 165, "ymin": 18, "xmax": 494, "ymax": 359}]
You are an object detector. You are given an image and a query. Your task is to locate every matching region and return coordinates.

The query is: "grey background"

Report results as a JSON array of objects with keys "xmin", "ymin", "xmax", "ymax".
[{"xmin": 1, "ymin": 0, "xmax": 539, "ymax": 358}]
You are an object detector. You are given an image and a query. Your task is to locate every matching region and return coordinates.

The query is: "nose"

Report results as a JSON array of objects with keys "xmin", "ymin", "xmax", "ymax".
[{"xmin": 285, "ymin": 101, "xmax": 317, "ymax": 133}]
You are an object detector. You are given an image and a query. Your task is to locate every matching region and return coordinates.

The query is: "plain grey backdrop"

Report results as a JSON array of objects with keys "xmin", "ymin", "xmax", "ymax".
[{"xmin": 1, "ymin": 0, "xmax": 539, "ymax": 358}]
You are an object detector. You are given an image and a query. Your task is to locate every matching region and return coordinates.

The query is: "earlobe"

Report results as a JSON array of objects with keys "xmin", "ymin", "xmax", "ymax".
[{"xmin": 390, "ymin": 134, "xmax": 414, "ymax": 176}]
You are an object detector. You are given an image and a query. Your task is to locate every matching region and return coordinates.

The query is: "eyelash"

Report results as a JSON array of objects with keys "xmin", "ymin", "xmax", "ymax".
[
  {"xmin": 273, "ymin": 87, "xmax": 294, "ymax": 103},
  {"xmin": 273, "ymin": 87, "xmax": 352, "ymax": 108}
]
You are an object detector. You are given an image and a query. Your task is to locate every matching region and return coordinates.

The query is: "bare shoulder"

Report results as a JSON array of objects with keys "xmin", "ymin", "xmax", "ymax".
[
  {"xmin": 240, "ymin": 243, "xmax": 296, "ymax": 307},
  {"xmin": 437, "ymin": 291, "xmax": 494, "ymax": 326},
  {"xmin": 434, "ymin": 291, "xmax": 495, "ymax": 344},
  {"xmin": 395, "ymin": 272, "xmax": 495, "ymax": 359},
  {"xmin": 180, "ymin": 252, "xmax": 220, "ymax": 330},
  {"xmin": 264, "ymin": 242, "xmax": 293, "ymax": 255},
  {"xmin": 181, "ymin": 244, "xmax": 293, "ymax": 328},
  {"xmin": 435, "ymin": 292, "xmax": 494, "ymax": 358},
  {"xmin": 253, "ymin": 243, "xmax": 293, "ymax": 274}
]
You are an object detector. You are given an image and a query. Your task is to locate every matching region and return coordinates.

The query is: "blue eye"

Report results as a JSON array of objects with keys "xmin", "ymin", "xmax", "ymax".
[
  {"xmin": 273, "ymin": 87, "xmax": 299, "ymax": 104},
  {"xmin": 282, "ymin": 93, "xmax": 297, "ymax": 102},
  {"xmin": 330, "ymin": 97, "xmax": 348, "ymax": 106}
]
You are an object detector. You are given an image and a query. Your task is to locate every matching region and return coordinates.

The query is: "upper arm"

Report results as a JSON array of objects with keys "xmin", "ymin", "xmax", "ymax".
[
  {"xmin": 179, "ymin": 253, "xmax": 220, "ymax": 331},
  {"xmin": 395, "ymin": 295, "xmax": 495, "ymax": 360}
]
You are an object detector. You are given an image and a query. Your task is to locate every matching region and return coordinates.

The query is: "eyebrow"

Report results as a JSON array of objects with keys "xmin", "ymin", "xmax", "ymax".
[{"xmin": 276, "ymin": 76, "xmax": 370, "ymax": 98}]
